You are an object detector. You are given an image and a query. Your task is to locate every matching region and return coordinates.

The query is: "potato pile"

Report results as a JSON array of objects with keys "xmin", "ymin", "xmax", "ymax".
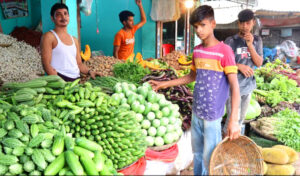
[
  {"xmin": 81, "ymin": 56, "xmax": 125, "ymax": 83},
  {"xmin": 258, "ymin": 145, "xmax": 298, "ymax": 175}
]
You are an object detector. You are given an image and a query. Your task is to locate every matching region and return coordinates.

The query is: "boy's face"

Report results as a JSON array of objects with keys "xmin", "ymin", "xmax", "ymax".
[
  {"xmin": 123, "ymin": 16, "xmax": 134, "ymax": 29},
  {"xmin": 238, "ymin": 19, "xmax": 255, "ymax": 36},
  {"xmin": 193, "ymin": 18, "xmax": 216, "ymax": 41},
  {"xmin": 52, "ymin": 8, "xmax": 69, "ymax": 27}
]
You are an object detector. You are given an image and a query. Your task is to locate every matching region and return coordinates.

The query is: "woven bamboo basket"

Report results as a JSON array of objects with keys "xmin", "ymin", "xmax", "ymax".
[
  {"xmin": 117, "ymin": 156, "xmax": 143, "ymax": 171},
  {"xmin": 250, "ymin": 121, "xmax": 278, "ymax": 141},
  {"xmin": 209, "ymin": 136, "xmax": 264, "ymax": 175},
  {"xmin": 148, "ymin": 139, "xmax": 179, "ymax": 151}
]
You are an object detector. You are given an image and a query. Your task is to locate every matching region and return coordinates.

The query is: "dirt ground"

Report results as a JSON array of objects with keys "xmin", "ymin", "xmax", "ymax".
[{"xmin": 180, "ymin": 153, "xmax": 300, "ymax": 175}]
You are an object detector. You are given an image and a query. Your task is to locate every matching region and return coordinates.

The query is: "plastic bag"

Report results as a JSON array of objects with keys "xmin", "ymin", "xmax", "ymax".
[
  {"xmin": 118, "ymin": 157, "xmax": 146, "ymax": 175},
  {"xmin": 150, "ymin": 0, "xmax": 180, "ymax": 22},
  {"xmin": 166, "ymin": 130, "xmax": 193, "ymax": 175},
  {"xmin": 279, "ymin": 40, "xmax": 298, "ymax": 58},
  {"xmin": 144, "ymin": 160, "xmax": 170, "ymax": 175},
  {"xmin": 80, "ymin": 0, "xmax": 93, "ymax": 16}
]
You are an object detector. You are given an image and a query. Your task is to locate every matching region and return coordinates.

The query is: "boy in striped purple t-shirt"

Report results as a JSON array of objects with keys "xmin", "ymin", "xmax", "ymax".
[{"xmin": 149, "ymin": 5, "xmax": 241, "ymax": 175}]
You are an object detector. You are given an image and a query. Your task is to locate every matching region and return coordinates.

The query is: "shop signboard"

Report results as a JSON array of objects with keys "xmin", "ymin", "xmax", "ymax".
[{"xmin": 0, "ymin": 0, "xmax": 28, "ymax": 19}]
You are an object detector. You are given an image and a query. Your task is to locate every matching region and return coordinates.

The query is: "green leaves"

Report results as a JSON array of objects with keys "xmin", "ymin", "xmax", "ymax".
[
  {"xmin": 273, "ymin": 109, "xmax": 300, "ymax": 152},
  {"xmin": 113, "ymin": 61, "xmax": 150, "ymax": 84}
]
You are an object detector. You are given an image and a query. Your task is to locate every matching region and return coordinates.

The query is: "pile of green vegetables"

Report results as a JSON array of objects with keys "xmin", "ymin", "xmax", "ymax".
[
  {"xmin": 272, "ymin": 109, "xmax": 300, "ymax": 151},
  {"xmin": 113, "ymin": 61, "xmax": 151, "ymax": 84},
  {"xmin": 44, "ymin": 137, "xmax": 118, "ymax": 176},
  {"xmin": 111, "ymin": 82, "xmax": 183, "ymax": 146},
  {"xmin": 0, "ymin": 75, "xmax": 146, "ymax": 174},
  {"xmin": 254, "ymin": 73, "xmax": 300, "ymax": 107},
  {"xmin": 255, "ymin": 108, "xmax": 300, "ymax": 151},
  {"xmin": 142, "ymin": 70, "xmax": 193, "ymax": 131},
  {"xmin": 254, "ymin": 59, "xmax": 300, "ymax": 107},
  {"xmin": 0, "ymin": 101, "xmax": 61, "ymax": 175},
  {"xmin": 88, "ymin": 76, "xmax": 132, "ymax": 94}
]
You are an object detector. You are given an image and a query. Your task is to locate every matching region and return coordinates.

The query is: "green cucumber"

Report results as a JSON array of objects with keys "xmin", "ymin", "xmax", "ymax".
[
  {"xmin": 44, "ymin": 152, "xmax": 65, "ymax": 175},
  {"xmin": 52, "ymin": 135, "xmax": 64, "ymax": 156},
  {"xmin": 65, "ymin": 151, "xmax": 84, "ymax": 175},
  {"xmin": 93, "ymin": 150, "xmax": 105, "ymax": 171},
  {"xmin": 75, "ymin": 137, "xmax": 103, "ymax": 152},
  {"xmin": 73, "ymin": 146, "xmax": 94, "ymax": 158},
  {"xmin": 80, "ymin": 155, "xmax": 99, "ymax": 175},
  {"xmin": 64, "ymin": 136, "xmax": 75, "ymax": 150}
]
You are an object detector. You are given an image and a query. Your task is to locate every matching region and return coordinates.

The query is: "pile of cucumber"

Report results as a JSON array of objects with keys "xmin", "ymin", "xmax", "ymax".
[{"xmin": 0, "ymin": 75, "xmax": 147, "ymax": 174}]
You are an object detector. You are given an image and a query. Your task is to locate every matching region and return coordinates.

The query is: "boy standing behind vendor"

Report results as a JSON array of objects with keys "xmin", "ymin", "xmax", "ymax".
[
  {"xmin": 149, "ymin": 5, "xmax": 240, "ymax": 175},
  {"xmin": 223, "ymin": 9, "xmax": 263, "ymax": 134},
  {"xmin": 113, "ymin": 0, "xmax": 146, "ymax": 60}
]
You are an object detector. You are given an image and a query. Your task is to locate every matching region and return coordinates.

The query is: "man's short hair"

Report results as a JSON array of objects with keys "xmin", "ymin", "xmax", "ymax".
[
  {"xmin": 190, "ymin": 5, "xmax": 214, "ymax": 25},
  {"xmin": 119, "ymin": 10, "xmax": 135, "ymax": 23},
  {"xmin": 238, "ymin": 9, "xmax": 254, "ymax": 22},
  {"xmin": 51, "ymin": 3, "xmax": 69, "ymax": 17}
]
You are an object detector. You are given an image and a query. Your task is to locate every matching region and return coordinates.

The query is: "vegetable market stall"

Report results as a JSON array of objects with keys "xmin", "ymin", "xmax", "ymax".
[{"xmin": 0, "ymin": 38, "xmax": 299, "ymax": 175}]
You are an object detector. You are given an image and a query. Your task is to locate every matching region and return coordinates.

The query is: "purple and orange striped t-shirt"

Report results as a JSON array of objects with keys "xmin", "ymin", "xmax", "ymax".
[{"xmin": 191, "ymin": 42, "xmax": 237, "ymax": 121}]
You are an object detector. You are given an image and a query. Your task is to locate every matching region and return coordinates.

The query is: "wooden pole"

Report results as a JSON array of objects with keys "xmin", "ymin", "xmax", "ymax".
[
  {"xmin": 0, "ymin": 23, "xmax": 3, "ymax": 33},
  {"xmin": 77, "ymin": 0, "xmax": 81, "ymax": 50}
]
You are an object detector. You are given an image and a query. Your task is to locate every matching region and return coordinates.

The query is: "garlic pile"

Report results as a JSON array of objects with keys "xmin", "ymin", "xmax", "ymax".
[{"xmin": 0, "ymin": 34, "xmax": 44, "ymax": 83}]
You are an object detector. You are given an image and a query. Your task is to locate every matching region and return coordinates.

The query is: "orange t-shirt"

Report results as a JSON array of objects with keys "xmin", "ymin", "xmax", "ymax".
[{"xmin": 113, "ymin": 25, "xmax": 139, "ymax": 60}]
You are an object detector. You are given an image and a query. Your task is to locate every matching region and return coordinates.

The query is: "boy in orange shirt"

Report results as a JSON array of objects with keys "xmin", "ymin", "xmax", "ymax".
[{"xmin": 113, "ymin": 0, "xmax": 146, "ymax": 60}]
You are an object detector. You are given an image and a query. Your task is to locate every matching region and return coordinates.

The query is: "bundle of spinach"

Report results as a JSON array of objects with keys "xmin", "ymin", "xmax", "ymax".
[
  {"xmin": 113, "ymin": 61, "xmax": 151, "ymax": 84},
  {"xmin": 273, "ymin": 109, "xmax": 300, "ymax": 151}
]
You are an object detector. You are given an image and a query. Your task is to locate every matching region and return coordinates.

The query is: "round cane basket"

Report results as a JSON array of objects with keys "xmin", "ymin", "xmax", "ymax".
[
  {"xmin": 209, "ymin": 136, "xmax": 264, "ymax": 175},
  {"xmin": 148, "ymin": 140, "xmax": 178, "ymax": 151},
  {"xmin": 117, "ymin": 156, "xmax": 143, "ymax": 171},
  {"xmin": 250, "ymin": 121, "xmax": 278, "ymax": 141}
]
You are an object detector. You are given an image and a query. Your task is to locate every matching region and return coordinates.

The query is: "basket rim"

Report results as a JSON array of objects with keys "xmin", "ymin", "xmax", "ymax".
[
  {"xmin": 117, "ymin": 156, "xmax": 144, "ymax": 171},
  {"xmin": 148, "ymin": 139, "xmax": 178, "ymax": 151},
  {"xmin": 209, "ymin": 135, "xmax": 264, "ymax": 175},
  {"xmin": 250, "ymin": 121, "xmax": 278, "ymax": 141}
]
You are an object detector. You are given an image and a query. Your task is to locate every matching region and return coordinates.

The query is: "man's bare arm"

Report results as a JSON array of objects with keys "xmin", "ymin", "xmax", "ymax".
[
  {"xmin": 41, "ymin": 32, "xmax": 57, "ymax": 75},
  {"xmin": 74, "ymin": 37, "xmax": 89, "ymax": 74}
]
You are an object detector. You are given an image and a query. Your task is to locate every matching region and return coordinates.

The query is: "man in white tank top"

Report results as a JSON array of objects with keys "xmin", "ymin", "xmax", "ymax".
[{"xmin": 41, "ymin": 3, "xmax": 100, "ymax": 82}]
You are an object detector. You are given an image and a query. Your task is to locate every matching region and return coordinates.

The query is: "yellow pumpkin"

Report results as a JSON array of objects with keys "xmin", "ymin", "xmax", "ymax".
[{"xmin": 81, "ymin": 45, "xmax": 91, "ymax": 61}]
